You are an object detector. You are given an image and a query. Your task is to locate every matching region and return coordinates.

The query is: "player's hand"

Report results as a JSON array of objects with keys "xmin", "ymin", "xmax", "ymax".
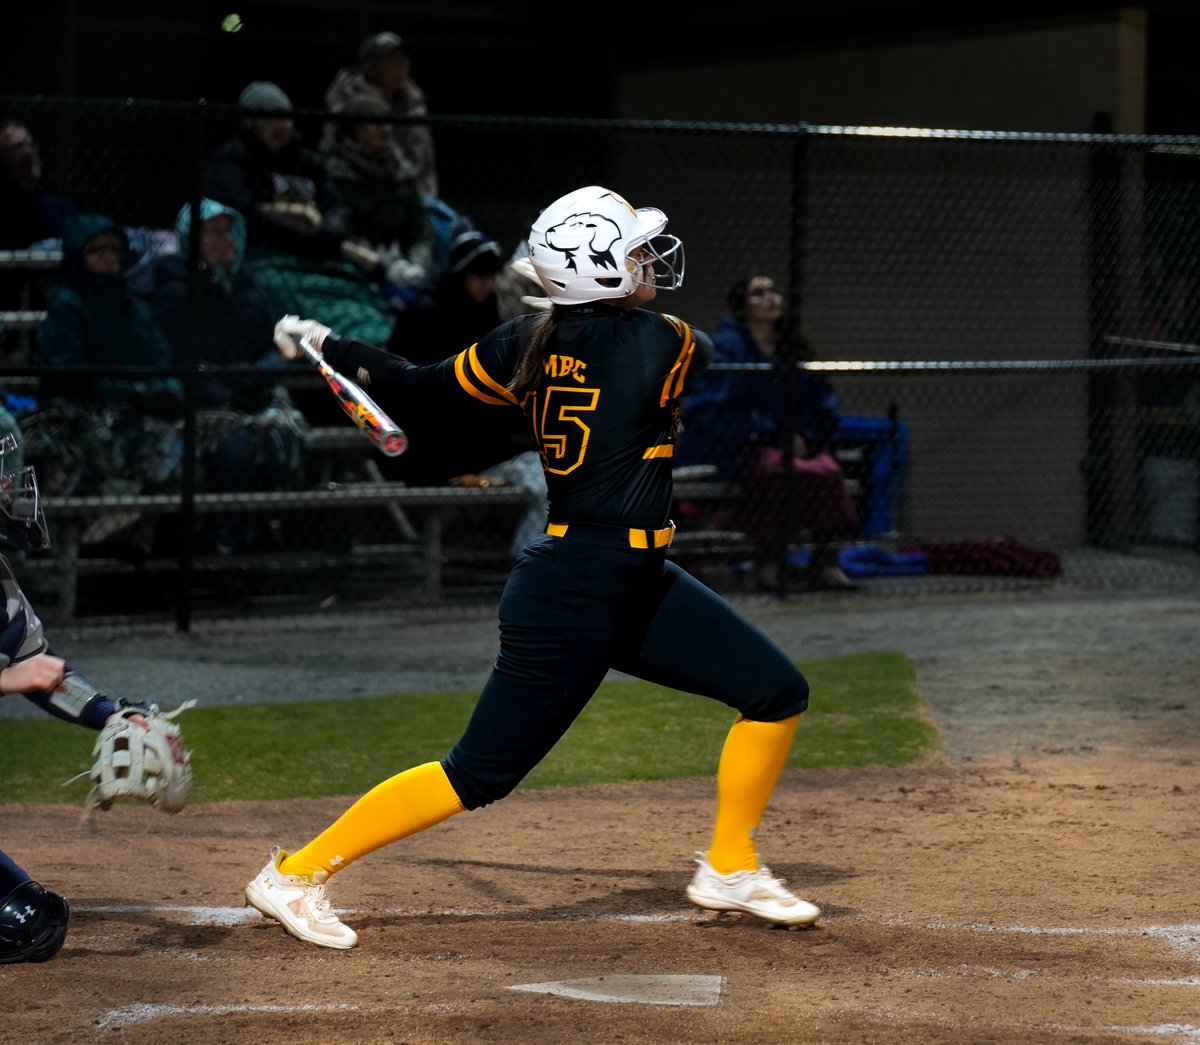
[
  {"xmin": 508, "ymin": 257, "xmax": 552, "ymax": 311},
  {"xmin": 0, "ymin": 653, "xmax": 67, "ymax": 695},
  {"xmin": 274, "ymin": 315, "xmax": 332, "ymax": 360},
  {"xmin": 509, "ymin": 256, "xmax": 540, "ymax": 285}
]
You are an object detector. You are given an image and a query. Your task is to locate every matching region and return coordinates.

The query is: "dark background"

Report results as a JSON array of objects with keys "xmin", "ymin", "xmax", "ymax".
[{"xmin": 4, "ymin": 1, "xmax": 1200, "ymax": 132}]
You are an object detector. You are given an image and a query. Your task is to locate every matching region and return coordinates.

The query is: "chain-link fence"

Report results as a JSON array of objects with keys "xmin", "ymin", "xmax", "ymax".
[{"xmin": 1, "ymin": 97, "xmax": 1197, "ymax": 625}]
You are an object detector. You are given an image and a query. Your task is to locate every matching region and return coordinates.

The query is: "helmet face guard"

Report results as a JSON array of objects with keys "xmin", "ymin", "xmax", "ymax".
[
  {"xmin": 528, "ymin": 186, "xmax": 686, "ymax": 305},
  {"xmin": 630, "ymin": 231, "xmax": 685, "ymax": 293},
  {"xmin": 0, "ymin": 434, "xmax": 50, "ymax": 553}
]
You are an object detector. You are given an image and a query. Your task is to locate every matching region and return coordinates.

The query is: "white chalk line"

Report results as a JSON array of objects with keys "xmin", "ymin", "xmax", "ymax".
[
  {"xmin": 98, "ymin": 1002, "xmax": 360, "ymax": 1030},
  {"xmin": 884, "ymin": 916, "xmax": 1200, "ymax": 965},
  {"xmin": 1050, "ymin": 1025, "xmax": 1200, "ymax": 1043},
  {"xmin": 77, "ymin": 903, "xmax": 694, "ymax": 927},
  {"xmin": 510, "ymin": 974, "xmax": 724, "ymax": 1007}
]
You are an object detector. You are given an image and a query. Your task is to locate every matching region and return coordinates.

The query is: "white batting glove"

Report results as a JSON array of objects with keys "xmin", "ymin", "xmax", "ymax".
[
  {"xmin": 508, "ymin": 257, "xmax": 552, "ymax": 311},
  {"xmin": 274, "ymin": 315, "xmax": 332, "ymax": 360},
  {"xmin": 509, "ymin": 256, "xmax": 542, "ymax": 286}
]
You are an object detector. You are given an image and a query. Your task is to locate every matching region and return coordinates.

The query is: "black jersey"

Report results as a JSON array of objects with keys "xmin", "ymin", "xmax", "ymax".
[{"xmin": 324, "ymin": 304, "xmax": 710, "ymax": 531}]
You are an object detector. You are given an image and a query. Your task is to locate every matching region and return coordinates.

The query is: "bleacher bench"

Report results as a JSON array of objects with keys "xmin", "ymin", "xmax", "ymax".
[{"xmin": 36, "ymin": 481, "xmax": 535, "ymax": 618}]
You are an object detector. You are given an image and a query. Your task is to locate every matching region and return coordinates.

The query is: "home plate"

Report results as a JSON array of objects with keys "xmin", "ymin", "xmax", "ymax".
[{"xmin": 510, "ymin": 974, "xmax": 723, "ymax": 1006}]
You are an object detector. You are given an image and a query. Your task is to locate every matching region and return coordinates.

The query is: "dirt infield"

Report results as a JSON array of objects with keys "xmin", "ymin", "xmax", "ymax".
[
  {"xmin": 3, "ymin": 751, "xmax": 1198, "ymax": 1044},
  {"xmin": 2, "ymin": 589, "xmax": 1199, "ymax": 1044}
]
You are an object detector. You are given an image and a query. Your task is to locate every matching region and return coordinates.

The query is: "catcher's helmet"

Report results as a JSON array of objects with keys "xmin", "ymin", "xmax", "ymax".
[
  {"xmin": 0, "ymin": 879, "xmax": 70, "ymax": 965},
  {"xmin": 527, "ymin": 185, "xmax": 684, "ymax": 306},
  {"xmin": 0, "ymin": 432, "xmax": 50, "ymax": 554}
]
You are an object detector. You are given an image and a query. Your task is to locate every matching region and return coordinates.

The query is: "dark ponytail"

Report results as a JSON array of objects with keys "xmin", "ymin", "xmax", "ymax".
[{"xmin": 507, "ymin": 309, "xmax": 562, "ymax": 395}]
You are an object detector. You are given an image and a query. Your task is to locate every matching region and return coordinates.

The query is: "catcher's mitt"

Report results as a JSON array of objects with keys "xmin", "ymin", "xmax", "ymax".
[{"xmin": 70, "ymin": 700, "xmax": 196, "ymax": 816}]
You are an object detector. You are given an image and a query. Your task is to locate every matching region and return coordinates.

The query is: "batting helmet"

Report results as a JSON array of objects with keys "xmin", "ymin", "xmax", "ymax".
[
  {"xmin": 0, "ymin": 432, "xmax": 50, "ymax": 554},
  {"xmin": 0, "ymin": 879, "xmax": 70, "ymax": 964},
  {"xmin": 527, "ymin": 185, "xmax": 684, "ymax": 306}
]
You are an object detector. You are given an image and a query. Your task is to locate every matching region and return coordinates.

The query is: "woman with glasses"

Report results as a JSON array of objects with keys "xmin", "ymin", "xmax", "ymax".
[{"xmin": 678, "ymin": 274, "xmax": 860, "ymax": 592}]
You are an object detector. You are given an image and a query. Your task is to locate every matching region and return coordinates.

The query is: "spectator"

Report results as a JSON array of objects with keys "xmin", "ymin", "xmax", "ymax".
[
  {"xmin": 203, "ymin": 81, "xmax": 395, "ymax": 347},
  {"xmin": 319, "ymin": 94, "xmax": 436, "ymax": 296},
  {"xmin": 0, "ymin": 118, "xmax": 79, "ymax": 363},
  {"xmin": 386, "ymin": 229, "xmax": 544, "ymax": 552},
  {"xmin": 127, "ymin": 198, "xmax": 311, "ymax": 553},
  {"xmin": 0, "ymin": 118, "xmax": 77, "ymax": 251},
  {"xmin": 322, "ymin": 31, "xmax": 438, "ymax": 201},
  {"xmin": 677, "ymin": 273, "xmax": 859, "ymax": 591},
  {"xmin": 23, "ymin": 214, "xmax": 182, "ymax": 552},
  {"xmin": 389, "ymin": 229, "xmax": 505, "ymax": 362}
]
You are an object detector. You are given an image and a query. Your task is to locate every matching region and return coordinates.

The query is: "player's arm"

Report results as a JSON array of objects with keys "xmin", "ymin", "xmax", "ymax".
[
  {"xmin": 2, "ymin": 652, "xmax": 140, "ymax": 732},
  {"xmin": 323, "ymin": 335, "xmax": 460, "ymax": 399},
  {"xmin": 275, "ymin": 315, "xmax": 522, "ymax": 412},
  {"xmin": 0, "ymin": 577, "xmax": 119, "ymax": 729},
  {"xmin": 657, "ymin": 316, "xmax": 713, "ymax": 402},
  {"xmin": 325, "ymin": 327, "xmax": 523, "ymax": 413}
]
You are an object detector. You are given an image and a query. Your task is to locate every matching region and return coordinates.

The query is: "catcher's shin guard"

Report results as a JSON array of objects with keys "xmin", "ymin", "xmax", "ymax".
[{"xmin": 0, "ymin": 880, "xmax": 69, "ymax": 964}]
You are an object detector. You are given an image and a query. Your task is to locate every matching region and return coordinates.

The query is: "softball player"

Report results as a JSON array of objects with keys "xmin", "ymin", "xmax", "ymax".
[
  {"xmin": 247, "ymin": 185, "xmax": 821, "ymax": 949},
  {"xmin": 0, "ymin": 433, "xmax": 163, "ymax": 963}
]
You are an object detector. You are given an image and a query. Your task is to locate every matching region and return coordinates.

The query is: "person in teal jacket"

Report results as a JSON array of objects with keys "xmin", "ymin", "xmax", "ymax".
[
  {"xmin": 128, "ymin": 198, "xmax": 311, "ymax": 553},
  {"xmin": 26, "ymin": 214, "xmax": 183, "ymax": 548}
]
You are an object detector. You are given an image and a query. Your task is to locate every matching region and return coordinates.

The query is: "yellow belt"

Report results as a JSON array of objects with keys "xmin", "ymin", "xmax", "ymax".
[{"xmin": 545, "ymin": 521, "xmax": 676, "ymax": 550}]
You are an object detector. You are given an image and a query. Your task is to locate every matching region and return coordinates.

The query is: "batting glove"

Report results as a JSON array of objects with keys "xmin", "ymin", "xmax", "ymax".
[{"xmin": 274, "ymin": 315, "xmax": 333, "ymax": 360}]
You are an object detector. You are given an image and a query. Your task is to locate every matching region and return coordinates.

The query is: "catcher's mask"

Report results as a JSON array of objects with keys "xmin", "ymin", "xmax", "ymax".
[
  {"xmin": 0, "ymin": 880, "xmax": 69, "ymax": 965},
  {"xmin": 0, "ymin": 433, "xmax": 50, "ymax": 553}
]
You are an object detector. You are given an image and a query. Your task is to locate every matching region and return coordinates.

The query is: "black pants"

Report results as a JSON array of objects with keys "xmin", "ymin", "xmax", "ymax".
[
  {"xmin": 443, "ymin": 525, "xmax": 809, "ymax": 809},
  {"xmin": 0, "ymin": 849, "xmax": 28, "ymax": 895}
]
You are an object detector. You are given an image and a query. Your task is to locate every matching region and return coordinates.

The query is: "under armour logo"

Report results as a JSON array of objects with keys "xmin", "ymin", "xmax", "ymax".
[
  {"xmin": 330, "ymin": 855, "xmax": 344, "ymax": 867},
  {"xmin": 13, "ymin": 905, "xmax": 35, "ymax": 923}
]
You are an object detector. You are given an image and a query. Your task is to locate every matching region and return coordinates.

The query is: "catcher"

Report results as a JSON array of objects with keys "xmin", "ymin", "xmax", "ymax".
[{"xmin": 0, "ymin": 432, "xmax": 193, "ymax": 965}]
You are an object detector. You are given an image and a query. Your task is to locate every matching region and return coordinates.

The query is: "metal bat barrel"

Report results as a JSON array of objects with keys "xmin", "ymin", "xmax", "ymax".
[{"xmin": 299, "ymin": 334, "xmax": 408, "ymax": 457}]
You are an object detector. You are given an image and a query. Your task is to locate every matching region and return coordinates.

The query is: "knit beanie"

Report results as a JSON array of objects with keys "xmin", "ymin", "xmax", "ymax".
[
  {"xmin": 238, "ymin": 81, "xmax": 293, "ymax": 113},
  {"xmin": 449, "ymin": 230, "xmax": 502, "ymax": 277},
  {"xmin": 359, "ymin": 31, "xmax": 406, "ymax": 62}
]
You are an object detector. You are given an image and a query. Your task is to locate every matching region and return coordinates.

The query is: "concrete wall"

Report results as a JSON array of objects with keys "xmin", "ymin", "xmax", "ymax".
[
  {"xmin": 618, "ymin": 11, "xmax": 1146, "ymax": 134},
  {"xmin": 612, "ymin": 11, "xmax": 1148, "ymax": 544}
]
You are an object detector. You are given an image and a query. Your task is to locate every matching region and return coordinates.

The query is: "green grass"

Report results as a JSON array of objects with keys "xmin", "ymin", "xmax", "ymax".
[{"xmin": 1, "ymin": 651, "xmax": 941, "ymax": 805}]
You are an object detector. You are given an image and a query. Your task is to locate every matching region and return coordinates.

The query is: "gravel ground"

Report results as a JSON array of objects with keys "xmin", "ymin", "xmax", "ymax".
[{"xmin": 5, "ymin": 583, "xmax": 1197, "ymax": 765}]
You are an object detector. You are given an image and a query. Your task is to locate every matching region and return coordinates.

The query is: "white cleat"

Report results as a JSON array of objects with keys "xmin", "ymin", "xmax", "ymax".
[
  {"xmin": 245, "ymin": 846, "xmax": 358, "ymax": 950},
  {"xmin": 686, "ymin": 852, "xmax": 821, "ymax": 927}
]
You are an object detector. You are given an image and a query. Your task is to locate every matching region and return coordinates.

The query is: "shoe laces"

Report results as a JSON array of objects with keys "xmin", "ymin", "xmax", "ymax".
[
  {"xmin": 305, "ymin": 882, "xmax": 335, "ymax": 920},
  {"xmin": 749, "ymin": 865, "xmax": 797, "ymax": 902}
]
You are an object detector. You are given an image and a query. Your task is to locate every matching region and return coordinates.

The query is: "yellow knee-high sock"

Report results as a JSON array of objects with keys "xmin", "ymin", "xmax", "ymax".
[
  {"xmin": 279, "ymin": 762, "xmax": 465, "ymax": 879},
  {"xmin": 707, "ymin": 714, "xmax": 800, "ymax": 874}
]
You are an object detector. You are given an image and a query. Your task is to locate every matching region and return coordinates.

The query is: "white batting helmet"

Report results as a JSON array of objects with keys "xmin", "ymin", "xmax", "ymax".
[{"xmin": 527, "ymin": 185, "xmax": 685, "ymax": 306}]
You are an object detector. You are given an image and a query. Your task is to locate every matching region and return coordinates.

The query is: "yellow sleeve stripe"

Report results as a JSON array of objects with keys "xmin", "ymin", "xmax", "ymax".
[
  {"xmin": 454, "ymin": 345, "xmax": 516, "ymax": 407},
  {"xmin": 658, "ymin": 315, "xmax": 696, "ymax": 406},
  {"xmin": 642, "ymin": 444, "xmax": 675, "ymax": 459}
]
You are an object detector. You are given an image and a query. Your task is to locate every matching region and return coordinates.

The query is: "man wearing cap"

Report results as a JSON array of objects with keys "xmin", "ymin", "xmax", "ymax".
[
  {"xmin": 208, "ymin": 81, "xmax": 352, "ymax": 262},
  {"xmin": 201, "ymin": 80, "xmax": 396, "ymax": 347},
  {"xmin": 323, "ymin": 30, "xmax": 438, "ymax": 201}
]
